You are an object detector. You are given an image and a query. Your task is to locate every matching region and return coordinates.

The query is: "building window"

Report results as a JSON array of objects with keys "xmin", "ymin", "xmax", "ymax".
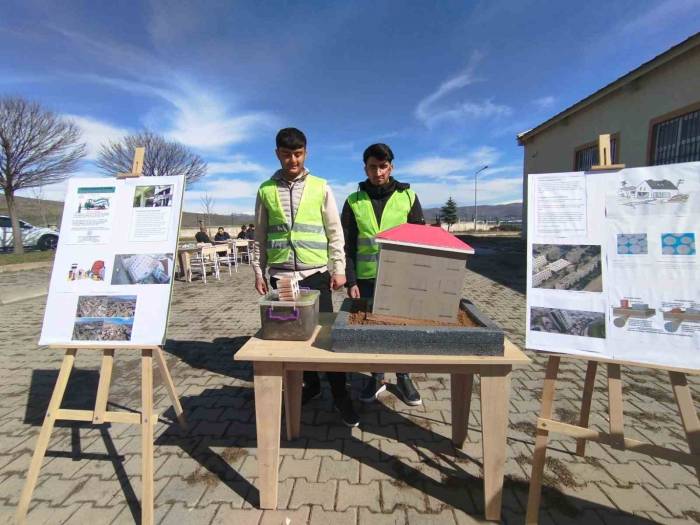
[
  {"xmin": 651, "ymin": 108, "xmax": 700, "ymax": 165},
  {"xmin": 574, "ymin": 137, "xmax": 618, "ymax": 171}
]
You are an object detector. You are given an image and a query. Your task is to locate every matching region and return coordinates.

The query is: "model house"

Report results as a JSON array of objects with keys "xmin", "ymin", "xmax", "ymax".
[{"xmin": 372, "ymin": 223, "xmax": 475, "ymax": 323}]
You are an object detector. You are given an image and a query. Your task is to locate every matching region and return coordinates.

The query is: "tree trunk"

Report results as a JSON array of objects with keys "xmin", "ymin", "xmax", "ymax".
[{"xmin": 4, "ymin": 190, "xmax": 24, "ymax": 255}]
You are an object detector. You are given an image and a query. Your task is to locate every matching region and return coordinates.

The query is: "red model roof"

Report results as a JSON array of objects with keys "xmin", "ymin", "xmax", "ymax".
[{"xmin": 376, "ymin": 223, "xmax": 475, "ymax": 254}]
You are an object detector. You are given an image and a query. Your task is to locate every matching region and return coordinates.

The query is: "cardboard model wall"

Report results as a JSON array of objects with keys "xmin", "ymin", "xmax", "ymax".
[{"xmin": 372, "ymin": 224, "xmax": 474, "ymax": 322}]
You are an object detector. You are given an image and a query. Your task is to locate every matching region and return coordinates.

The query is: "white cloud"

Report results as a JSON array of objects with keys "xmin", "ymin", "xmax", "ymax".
[
  {"xmin": 414, "ymin": 52, "xmax": 512, "ymax": 127},
  {"xmin": 183, "ymin": 175, "xmax": 267, "ymax": 214},
  {"xmin": 411, "ymin": 176, "xmax": 523, "ymax": 209},
  {"xmin": 532, "ymin": 96, "xmax": 556, "ymax": 110},
  {"xmin": 208, "ymin": 155, "xmax": 269, "ymax": 176},
  {"xmin": 397, "ymin": 146, "xmax": 501, "ymax": 179},
  {"xmin": 620, "ymin": 0, "xmax": 700, "ymax": 35},
  {"xmin": 64, "ymin": 114, "xmax": 130, "ymax": 160},
  {"xmin": 56, "ymin": 29, "xmax": 277, "ymax": 152}
]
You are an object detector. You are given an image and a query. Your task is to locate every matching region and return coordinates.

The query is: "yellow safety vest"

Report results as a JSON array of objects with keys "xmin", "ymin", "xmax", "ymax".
[
  {"xmin": 348, "ymin": 188, "xmax": 415, "ymax": 279},
  {"xmin": 258, "ymin": 175, "xmax": 328, "ymax": 265}
]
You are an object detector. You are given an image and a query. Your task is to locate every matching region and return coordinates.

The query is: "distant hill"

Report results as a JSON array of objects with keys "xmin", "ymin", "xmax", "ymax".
[
  {"xmin": 0, "ymin": 196, "xmax": 64, "ymax": 227},
  {"xmin": 423, "ymin": 201, "xmax": 522, "ymax": 222},
  {"xmin": 0, "ymin": 195, "xmax": 255, "ymax": 229},
  {"xmin": 180, "ymin": 211, "xmax": 255, "ymax": 228}
]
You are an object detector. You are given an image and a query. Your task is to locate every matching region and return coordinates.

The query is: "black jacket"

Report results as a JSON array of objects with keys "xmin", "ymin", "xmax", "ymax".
[{"xmin": 341, "ymin": 177, "xmax": 424, "ymax": 286}]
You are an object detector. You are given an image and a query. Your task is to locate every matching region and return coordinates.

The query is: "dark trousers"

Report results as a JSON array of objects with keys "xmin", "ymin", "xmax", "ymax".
[
  {"xmin": 270, "ymin": 271, "xmax": 347, "ymax": 402},
  {"xmin": 356, "ymin": 279, "xmax": 409, "ymax": 382}
]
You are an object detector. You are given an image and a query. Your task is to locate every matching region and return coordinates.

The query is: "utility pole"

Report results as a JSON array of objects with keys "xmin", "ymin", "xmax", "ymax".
[{"xmin": 473, "ymin": 165, "xmax": 488, "ymax": 231}]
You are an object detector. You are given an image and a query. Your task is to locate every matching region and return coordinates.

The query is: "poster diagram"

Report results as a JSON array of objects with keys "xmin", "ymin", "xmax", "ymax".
[
  {"xmin": 616, "ymin": 234, "xmax": 648, "ymax": 255},
  {"xmin": 527, "ymin": 162, "xmax": 700, "ymax": 369},
  {"xmin": 40, "ymin": 175, "xmax": 185, "ymax": 347},
  {"xmin": 661, "ymin": 233, "xmax": 696, "ymax": 255}
]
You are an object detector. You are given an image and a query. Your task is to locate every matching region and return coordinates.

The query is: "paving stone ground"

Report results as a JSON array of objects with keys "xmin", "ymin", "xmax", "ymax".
[{"xmin": 0, "ymin": 236, "xmax": 698, "ymax": 524}]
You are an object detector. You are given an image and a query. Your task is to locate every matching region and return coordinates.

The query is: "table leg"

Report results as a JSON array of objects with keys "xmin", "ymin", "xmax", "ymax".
[
  {"xmin": 254, "ymin": 362, "xmax": 283, "ymax": 509},
  {"xmin": 480, "ymin": 365, "xmax": 511, "ymax": 522},
  {"xmin": 284, "ymin": 370, "xmax": 303, "ymax": 441},
  {"xmin": 451, "ymin": 373, "xmax": 473, "ymax": 447}
]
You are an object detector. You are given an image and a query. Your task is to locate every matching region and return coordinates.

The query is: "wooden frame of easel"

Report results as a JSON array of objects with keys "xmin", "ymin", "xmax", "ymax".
[
  {"xmin": 16, "ymin": 148, "xmax": 187, "ymax": 525},
  {"xmin": 525, "ymin": 354, "xmax": 700, "ymax": 523},
  {"xmin": 526, "ymin": 135, "xmax": 700, "ymax": 522}
]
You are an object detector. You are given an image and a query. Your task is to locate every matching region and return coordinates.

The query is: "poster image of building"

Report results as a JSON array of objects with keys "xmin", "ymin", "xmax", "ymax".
[
  {"xmin": 133, "ymin": 185, "xmax": 173, "ymax": 208},
  {"xmin": 72, "ymin": 317, "xmax": 133, "ymax": 341},
  {"xmin": 530, "ymin": 306, "xmax": 606, "ymax": 339},
  {"xmin": 111, "ymin": 254, "xmax": 173, "ymax": 285},
  {"xmin": 76, "ymin": 295, "xmax": 136, "ymax": 318},
  {"xmin": 532, "ymin": 244, "xmax": 602, "ymax": 292}
]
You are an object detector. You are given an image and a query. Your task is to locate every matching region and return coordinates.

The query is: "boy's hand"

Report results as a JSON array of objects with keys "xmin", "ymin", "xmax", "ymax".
[
  {"xmin": 348, "ymin": 285, "xmax": 360, "ymax": 299},
  {"xmin": 330, "ymin": 273, "xmax": 346, "ymax": 290},
  {"xmin": 255, "ymin": 275, "xmax": 268, "ymax": 295}
]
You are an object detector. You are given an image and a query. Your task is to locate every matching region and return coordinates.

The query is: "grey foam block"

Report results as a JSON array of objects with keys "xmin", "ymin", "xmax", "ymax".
[{"xmin": 331, "ymin": 298, "xmax": 504, "ymax": 355}]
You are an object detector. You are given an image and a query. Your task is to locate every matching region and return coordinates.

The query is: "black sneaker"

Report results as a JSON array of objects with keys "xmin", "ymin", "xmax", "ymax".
[
  {"xmin": 396, "ymin": 375, "xmax": 422, "ymax": 406},
  {"xmin": 333, "ymin": 396, "xmax": 360, "ymax": 427},
  {"xmin": 359, "ymin": 376, "xmax": 386, "ymax": 403},
  {"xmin": 301, "ymin": 383, "xmax": 321, "ymax": 405}
]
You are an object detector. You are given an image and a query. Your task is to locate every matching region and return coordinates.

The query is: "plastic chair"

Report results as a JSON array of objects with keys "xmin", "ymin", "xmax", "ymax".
[
  {"xmin": 189, "ymin": 245, "xmax": 220, "ymax": 283},
  {"xmin": 217, "ymin": 243, "xmax": 238, "ymax": 275}
]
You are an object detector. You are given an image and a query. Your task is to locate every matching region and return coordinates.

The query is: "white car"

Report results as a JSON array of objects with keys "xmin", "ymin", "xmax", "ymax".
[{"xmin": 0, "ymin": 216, "xmax": 59, "ymax": 251}]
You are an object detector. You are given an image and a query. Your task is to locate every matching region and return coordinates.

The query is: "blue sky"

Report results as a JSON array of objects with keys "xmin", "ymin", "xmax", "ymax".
[{"xmin": 2, "ymin": 0, "xmax": 699, "ymax": 214}]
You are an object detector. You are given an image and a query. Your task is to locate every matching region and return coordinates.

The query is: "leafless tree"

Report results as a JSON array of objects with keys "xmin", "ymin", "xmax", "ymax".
[
  {"xmin": 30, "ymin": 185, "xmax": 49, "ymax": 227},
  {"xmin": 200, "ymin": 193, "xmax": 215, "ymax": 233},
  {"xmin": 0, "ymin": 97, "xmax": 86, "ymax": 253},
  {"xmin": 97, "ymin": 131, "xmax": 206, "ymax": 183}
]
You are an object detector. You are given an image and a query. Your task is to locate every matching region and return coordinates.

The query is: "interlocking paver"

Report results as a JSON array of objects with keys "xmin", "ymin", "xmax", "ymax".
[{"xmin": 1, "ymin": 237, "xmax": 697, "ymax": 524}]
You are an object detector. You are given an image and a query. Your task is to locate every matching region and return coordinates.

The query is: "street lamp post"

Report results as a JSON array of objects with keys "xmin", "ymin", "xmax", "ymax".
[{"xmin": 473, "ymin": 165, "xmax": 488, "ymax": 232}]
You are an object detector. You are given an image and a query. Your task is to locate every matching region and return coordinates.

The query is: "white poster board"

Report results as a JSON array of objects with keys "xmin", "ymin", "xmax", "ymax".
[
  {"xmin": 39, "ymin": 176, "xmax": 185, "ymax": 347},
  {"xmin": 526, "ymin": 162, "xmax": 700, "ymax": 369}
]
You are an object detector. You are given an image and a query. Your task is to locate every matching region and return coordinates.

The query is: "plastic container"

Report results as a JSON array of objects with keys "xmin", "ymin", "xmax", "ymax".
[{"xmin": 259, "ymin": 288, "xmax": 320, "ymax": 340}]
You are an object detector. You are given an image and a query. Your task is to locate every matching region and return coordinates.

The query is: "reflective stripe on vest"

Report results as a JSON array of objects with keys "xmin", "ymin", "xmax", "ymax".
[
  {"xmin": 348, "ymin": 188, "xmax": 415, "ymax": 279},
  {"xmin": 258, "ymin": 174, "xmax": 329, "ymax": 265}
]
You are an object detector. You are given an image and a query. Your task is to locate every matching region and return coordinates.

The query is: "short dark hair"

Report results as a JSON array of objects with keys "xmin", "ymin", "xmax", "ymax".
[
  {"xmin": 240, "ymin": 225, "xmax": 247, "ymax": 229},
  {"xmin": 248, "ymin": 223, "xmax": 254, "ymax": 228},
  {"xmin": 276, "ymin": 128, "xmax": 307, "ymax": 150},
  {"xmin": 363, "ymin": 143, "xmax": 394, "ymax": 165}
]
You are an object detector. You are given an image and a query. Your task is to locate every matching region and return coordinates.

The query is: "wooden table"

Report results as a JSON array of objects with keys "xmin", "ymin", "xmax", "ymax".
[{"xmin": 235, "ymin": 313, "xmax": 530, "ymax": 521}]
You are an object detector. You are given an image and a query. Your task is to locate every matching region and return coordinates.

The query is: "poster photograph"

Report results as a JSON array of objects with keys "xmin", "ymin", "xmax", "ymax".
[
  {"xmin": 111, "ymin": 253, "xmax": 173, "ymax": 285},
  {"xmin": 40, "ymin": 175, "xmax": 185, "ymax": 347},
  {"xmin": 133, "ymin": 185, "xmax": 173, "ymax": 208},
  {"xmin": 532, "ymin": 244, "xmax": 602, "ymax": 292}
]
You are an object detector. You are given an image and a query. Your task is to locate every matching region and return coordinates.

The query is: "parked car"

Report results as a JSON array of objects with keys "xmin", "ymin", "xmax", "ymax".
[{"xmin": 0, "ymin": 215, "xmax": 59, "ymax": 251}]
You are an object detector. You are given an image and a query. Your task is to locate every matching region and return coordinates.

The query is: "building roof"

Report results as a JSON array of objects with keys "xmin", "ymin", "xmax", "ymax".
[
  {"xmin": 376, "ymin": 223, "xmax": 475, "ymax": 255},
  {"xmin": 517, "ymin": 32, "xmax": 700, "ymax": 144},
  {"xmin": 644, "ymin": 179, "xmax": 677, "ymax": 190}
]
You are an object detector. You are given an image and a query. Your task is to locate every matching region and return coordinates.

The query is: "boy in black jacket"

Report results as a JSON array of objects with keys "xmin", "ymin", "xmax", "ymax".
[{"xmin": 341, "ymin": 143, "xmax": 424, "ymax": 406}]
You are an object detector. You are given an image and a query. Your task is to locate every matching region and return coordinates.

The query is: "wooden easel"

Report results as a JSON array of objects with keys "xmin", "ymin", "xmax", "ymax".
[
  {"xmin": 525, "ymin": 354, "xmax": 700, "ymax": 523},
  {"xmin": 17, "ymin": 148, "xmax": 187, "ymax": 525},
  {"xmin": 590, "ymin": 133, "xmax": 625, "ymax": 171},
  {"xmin": 526, "ymin": 135, "xmax": 700, "ymax": 522}
]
